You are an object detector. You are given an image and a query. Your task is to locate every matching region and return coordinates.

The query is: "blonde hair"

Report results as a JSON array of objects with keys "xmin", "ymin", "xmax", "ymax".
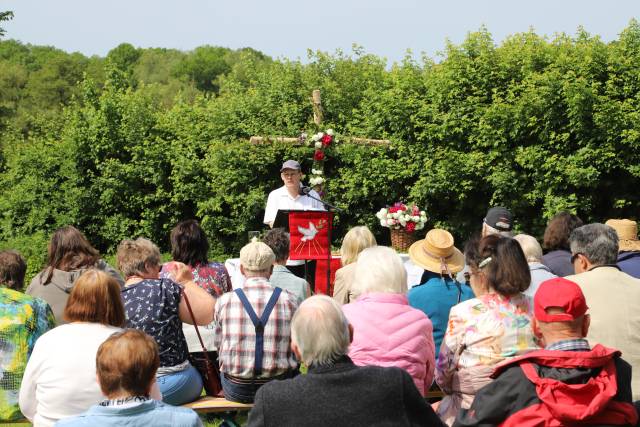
[
  {"xmin": 514, "ymin": 234, "xmax": 543, "ymax": 263},
  {"xmin": 351, "ymin": 246, "xmax": 407, "ymax": 296},
  {"xmin": 340, "ymin": 226, "xmax": 377, "ymax": 266},
  {"xmin": 291, "ymin": 295, "xmax": 350, "ymax": 367},
  {"xmin": 116, "ymin": 238, "xmax": 161, "ymax": 278}
]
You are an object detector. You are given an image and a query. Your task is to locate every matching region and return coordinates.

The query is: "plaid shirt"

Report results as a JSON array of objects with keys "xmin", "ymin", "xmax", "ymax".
[
  {"xmin": 214, "ymin": 277, "xmax": 298, "ymax": 378},
  {"xmin": 545, "ymin": 338, "xmax": 591, "ymax": 352}
]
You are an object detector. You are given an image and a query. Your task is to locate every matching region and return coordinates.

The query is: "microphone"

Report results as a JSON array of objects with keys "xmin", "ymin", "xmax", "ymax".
[{"xmin": 299, "ymin": 186, "xmax": 312, "ymax": 196}]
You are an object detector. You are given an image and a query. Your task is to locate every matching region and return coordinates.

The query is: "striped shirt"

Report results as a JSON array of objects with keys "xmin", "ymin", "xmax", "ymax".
[{"xmin": 214, "ymin": 277, "xmax": 298, "ymax": 378}]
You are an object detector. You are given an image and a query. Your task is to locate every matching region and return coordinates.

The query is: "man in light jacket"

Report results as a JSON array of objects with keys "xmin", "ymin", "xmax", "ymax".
[{"xmin": 566, "ymin": 223, "xmax": 640, "ymax": 400}]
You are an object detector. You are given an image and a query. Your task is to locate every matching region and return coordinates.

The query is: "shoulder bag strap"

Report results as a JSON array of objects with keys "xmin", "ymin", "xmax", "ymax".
[{"xmin": 180, "ymin": 286, "xmax": 211, "ymax": 355}]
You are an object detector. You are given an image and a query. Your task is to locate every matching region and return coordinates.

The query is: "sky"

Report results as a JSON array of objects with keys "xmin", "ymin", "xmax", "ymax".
[{"xmin": 2, "ymin": 0, "xmax": 640, "ymax": 63}]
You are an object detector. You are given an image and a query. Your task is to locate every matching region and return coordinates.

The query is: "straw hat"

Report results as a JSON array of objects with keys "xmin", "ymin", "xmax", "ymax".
[
  {"xmin": 408, "ymin": 229, "xmax": 465, "ymax": 274},
  {"xmin": 605, "ymin": 219, "xmax": 640, "ymax": 252}
]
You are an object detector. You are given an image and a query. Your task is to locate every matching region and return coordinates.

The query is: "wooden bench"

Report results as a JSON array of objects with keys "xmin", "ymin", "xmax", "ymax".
[
  {"xmin": 425, "ymin": 389, "xmax": 445, "ymax": 399},
  {"xmin": 183, "ymin": 396, "xmax": 253, "ymax": 414},
  {"xmin": 0, "ymin": 420, "xmax": 30, "ymax": 426}
]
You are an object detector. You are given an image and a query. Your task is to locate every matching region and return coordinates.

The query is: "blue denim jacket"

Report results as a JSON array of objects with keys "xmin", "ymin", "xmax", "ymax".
[{"xmin": 55, "ymin": 400, "xmax": 202, "ymax": 427}]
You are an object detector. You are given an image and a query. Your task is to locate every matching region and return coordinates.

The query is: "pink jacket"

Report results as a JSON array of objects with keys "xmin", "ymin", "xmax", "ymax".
[{"xmin": 342, "ymin": 292, "xmax": 436, "ymax": 396}]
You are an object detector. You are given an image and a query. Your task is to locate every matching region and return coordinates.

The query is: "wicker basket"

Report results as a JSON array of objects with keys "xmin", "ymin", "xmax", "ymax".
[{"xmin": 390, "ymin": 228, "xmax": 418, "ymax": 253}]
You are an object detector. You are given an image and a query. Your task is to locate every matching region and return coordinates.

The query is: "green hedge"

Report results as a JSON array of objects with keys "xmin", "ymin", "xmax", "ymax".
[{"xmin": 2, "ymin": 24, "xmax": 640, "ymax": 281}]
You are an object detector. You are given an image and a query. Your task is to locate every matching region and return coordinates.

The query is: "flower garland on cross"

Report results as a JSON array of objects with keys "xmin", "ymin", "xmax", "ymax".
[{"xmin": 298, "ymin": 128, "xmax": 338, "ymax": 195}]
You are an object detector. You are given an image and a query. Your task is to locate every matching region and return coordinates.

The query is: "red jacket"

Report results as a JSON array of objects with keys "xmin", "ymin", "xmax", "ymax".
[{"xmin": 453, "ymin": 344, "xmax": 638, "ymax": 427}]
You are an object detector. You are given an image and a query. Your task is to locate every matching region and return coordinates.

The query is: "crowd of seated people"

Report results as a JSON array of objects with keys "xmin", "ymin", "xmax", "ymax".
[{"xmin": 2, "ymin": 207, "xmax": 640, "ymax": 426}]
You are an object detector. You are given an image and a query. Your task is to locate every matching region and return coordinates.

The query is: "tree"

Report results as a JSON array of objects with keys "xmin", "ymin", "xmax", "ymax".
[
  {"xmin": 0, "ymin": 11, "xmax": 13, "ymax": 38},
  {"xmin": 172, "ymin": 46, "xmax": 231, "ymax": 92}
]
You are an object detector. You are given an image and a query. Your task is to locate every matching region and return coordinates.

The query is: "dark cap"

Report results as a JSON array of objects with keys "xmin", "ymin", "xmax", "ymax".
[
  {"xmin": 280, "ymin": 160, "xmax": 301, "ymax": 171},
  {"xmin": 534, "ymin": 277, "xmax": 588, "ymax": 322},
  {"xmin": 484, "ymin": 206, "xmax": 513, "ymax": 232}
]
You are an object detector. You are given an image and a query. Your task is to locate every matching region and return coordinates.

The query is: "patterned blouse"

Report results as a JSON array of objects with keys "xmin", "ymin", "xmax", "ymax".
[
  {"xmin": 0, "ymin": 287, "xmax": 55, "ymax": 421},
  {"xmin": 436, "ymin": 292, "xmax": 537, "ymax": 388},
  {"xmin": 160, "ymin": 261, "xmax": 232, "ymax": 297},
  {"xmin": 121, "ymin": 279, "xmax": 188, "ymax": 368}
]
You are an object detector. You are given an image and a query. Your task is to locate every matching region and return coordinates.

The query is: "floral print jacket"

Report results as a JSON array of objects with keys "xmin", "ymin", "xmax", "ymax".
[{"xmin": 435, "ymin": 292, "xmax": 537, "ymax": 425}]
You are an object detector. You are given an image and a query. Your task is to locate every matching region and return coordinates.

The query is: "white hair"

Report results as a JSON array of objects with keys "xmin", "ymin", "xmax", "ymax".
[
  {"xmin": 351, "ymin": 246, "xmax": 407, "ymax": 297},
  {"xmin": 291, "ymin": 295, "xmax": 350, "ymax": 367},
  {"xmin": 514, "ymin": 234, "xmax": 543, "ymax": 263}
]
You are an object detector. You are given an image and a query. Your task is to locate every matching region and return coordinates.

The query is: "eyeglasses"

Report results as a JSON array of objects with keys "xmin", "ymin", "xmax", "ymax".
[
  {"xmin": 281, "ymin": 172, "xmax": 299, "ymax": 178},
  {"xmin": 570, "ymin": 252, "xmax": 584, "ymax": 264}
]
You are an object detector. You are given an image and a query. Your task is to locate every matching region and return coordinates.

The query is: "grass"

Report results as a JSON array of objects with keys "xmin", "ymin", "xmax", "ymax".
[{"xmin": 200, "ymin": 412, "xmax": 248, "ymax": 426}]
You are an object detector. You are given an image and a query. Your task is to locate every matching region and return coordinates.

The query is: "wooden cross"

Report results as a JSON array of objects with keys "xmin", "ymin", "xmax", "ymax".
[{"xmin": 249, "ymin": 90, "xmax": 391, "ymax": 146}]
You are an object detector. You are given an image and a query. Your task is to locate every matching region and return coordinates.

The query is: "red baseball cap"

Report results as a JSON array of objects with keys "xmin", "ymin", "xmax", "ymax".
[{"xmin": 534, "ymin": 277, "xmax": 588, "ymax": 322}]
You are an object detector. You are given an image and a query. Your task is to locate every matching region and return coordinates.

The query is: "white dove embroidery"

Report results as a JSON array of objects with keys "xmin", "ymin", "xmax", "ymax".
[{"xmin": 298, "ymin": 222, "xmax": 318, "ymax": 241}]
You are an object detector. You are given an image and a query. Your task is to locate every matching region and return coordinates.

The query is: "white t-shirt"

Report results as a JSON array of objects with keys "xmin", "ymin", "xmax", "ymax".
[
  {"xmin": 19, "ymin": 322, "xmax": 121, "ymax": 427},
  {"xmin": 263, "ymin": 185, "xmax": 325, "ymax": 226}
]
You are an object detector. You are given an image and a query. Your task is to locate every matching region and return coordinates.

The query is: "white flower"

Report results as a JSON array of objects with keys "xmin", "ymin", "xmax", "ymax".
[
  {"xmin": 416, "ymin": 223, "xmax": 425, "ymax": 230},
  {"xmin": 386, "ymin": 213, "xmax": 393, "ymax": 219},
  {"xmin": 326, "ymin": 129, "xmax": 334, "ymax": 136},
  {"xmin": 399, "ymin": 219, "xmax": 407, "ymax": 227},
  {"xmin": 301, "ymin": 132, "xmax": 308, "ymax": 139},
  {"xmin": 314, "ymin": 141, "xmax": 322, "ymax": 149},
  {"xmin": 310, "ymin": 177, "xmax": 325, "ymax": 186},
  {"xmin": 311, "ymin": 133, "xmax": 320, "ymax": 142},
  {"xmin": 379, "ymin": 208, "xmax": 388, "ymax": 215},
  {"xmin": 392, "ymin": 212, "xmax": 400, "ymax": 219},
  {"xmin": 316, "ymin": 132, "xmax": 324, "ymax": 140},
  {"xmin": 380, "ymin": 219, "xmax": 388, "ymax": 227},
  {"xmin": 312, "ymin": 169, "xmax": 323, "ymax": 175},
  {"xmin": 420, "ymin": 210, "xmax": 426, "ymax": 216}
]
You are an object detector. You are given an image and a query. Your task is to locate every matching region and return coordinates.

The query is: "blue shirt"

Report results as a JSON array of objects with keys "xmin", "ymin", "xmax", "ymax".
[
  {"xmin": 408, "ymin": 274, "xmax": 474, "ymax": 357},
  {"xmin": 618, "ymin": 251, "xmax": 640, "ymax": 279},
  {"xmin": 55, "ymin": 400, "xmax": 202, "ymax": 427}
]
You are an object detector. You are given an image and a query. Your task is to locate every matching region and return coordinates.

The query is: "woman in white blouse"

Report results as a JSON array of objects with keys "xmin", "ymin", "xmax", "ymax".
[{"xmin": 19, "ymin": 270, "xmax": 160, "ymax": 427}]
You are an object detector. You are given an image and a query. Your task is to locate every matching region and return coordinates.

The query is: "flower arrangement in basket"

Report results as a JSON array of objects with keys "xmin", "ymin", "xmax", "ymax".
[
  {"xmin": 298, "ymin": 129, "xmax": 337, "ymax": 193},
  {"xmin": 376, "ymin": 202, "xmax": 428, "ymax": 252}
]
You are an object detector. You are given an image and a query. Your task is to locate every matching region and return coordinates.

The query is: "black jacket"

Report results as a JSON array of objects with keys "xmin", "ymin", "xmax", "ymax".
[{"xmin": 247, "ymin": 356, "xmax": 445, "ymax": 427}]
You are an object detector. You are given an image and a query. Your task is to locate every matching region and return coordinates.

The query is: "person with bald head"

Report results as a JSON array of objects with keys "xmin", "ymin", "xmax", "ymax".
[{"xmin": 247, "ymin": 295, "xmax": 445, "ymax": 427}]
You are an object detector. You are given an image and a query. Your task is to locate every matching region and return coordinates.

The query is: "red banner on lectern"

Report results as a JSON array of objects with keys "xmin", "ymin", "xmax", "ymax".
[{"xmin": 288, "ymin": 211, "xmax": 333, "ymax": 260}]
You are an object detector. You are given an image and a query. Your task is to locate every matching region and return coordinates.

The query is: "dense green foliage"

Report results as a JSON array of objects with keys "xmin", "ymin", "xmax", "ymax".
[{"xmin": 1, "ymin": 22, "xmax": 640, "ymax": 279}]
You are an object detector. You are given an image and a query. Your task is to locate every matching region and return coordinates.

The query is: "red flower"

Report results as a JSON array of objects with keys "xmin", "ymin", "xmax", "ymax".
[
  {"xmin": 321, "ymin": 134, "xmax": 333, "ymax": 147},
  {"xmin": 388, "ymin": 206, "xmax": 399, "ymax": 213},
  {"xmin": 313, "ymin": 150, "xmax": 325, "ymax": 161},
  {"xmin": 412, "ymin": 205, "xmax": 419, "ymax": 215},
  {"xmin": 405, "ymin": 222, "xmax": 416, "ymax": 233}
]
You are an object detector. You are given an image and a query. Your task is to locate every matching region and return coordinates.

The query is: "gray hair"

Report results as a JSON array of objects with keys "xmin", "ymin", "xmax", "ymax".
[
  {"xmin": 116, "ymin": 238, "xmax": 161, "ymax": 278},
  {"xmin": 483, "ymin": 222, "xmax": 513, "ymax": 238},
  {"xmin": 351, "ymin": 246, "xmax": 407, "ymax": 297},
  {"xmin": 291, "ymin": 295, "xmax": 350, "ymax": 367},
  {"xmin": 514, "ymin": 234, "xmax": 543, "ymax": 263},
  {"xmin": 569, "ymin": 223, "xmax": 619, "ymax": 266}
]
